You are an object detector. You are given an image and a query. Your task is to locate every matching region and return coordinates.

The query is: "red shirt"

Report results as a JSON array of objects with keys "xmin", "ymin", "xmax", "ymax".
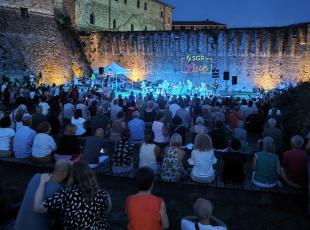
[
  {"xmin": 126, "ymin": 194, "xmax": 162, "ymax": 230},
  {"xmin": 282, "ymin": 149, "xmax": 308, "ymax": 184},
  {"xmin": 228, "ymin": 111, "xmax": 243, "ymax": 129}
]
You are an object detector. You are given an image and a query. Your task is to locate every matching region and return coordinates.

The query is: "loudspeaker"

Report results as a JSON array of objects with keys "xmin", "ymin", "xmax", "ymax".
[
  {"xmin": 99, "ymin": 67, "xmax": 104, "ymax": 74},
  {"xmin": 232, "ymin": 76, "xmax": 237, "ymax": 85},
  {"xmin": 223, "ymin": 71, "xmax": 229, "ymax": 81}
]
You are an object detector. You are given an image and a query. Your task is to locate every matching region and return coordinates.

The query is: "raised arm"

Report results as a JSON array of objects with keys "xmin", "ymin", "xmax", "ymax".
[{"xmin": 33, "ymin": 173, "xmax": 51, "ymax": 213}]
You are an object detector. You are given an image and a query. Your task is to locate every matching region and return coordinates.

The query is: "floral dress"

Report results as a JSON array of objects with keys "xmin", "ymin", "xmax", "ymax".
[{"xmin": 160, "ymin": 147, "xmax": 183, "ymax": 182}]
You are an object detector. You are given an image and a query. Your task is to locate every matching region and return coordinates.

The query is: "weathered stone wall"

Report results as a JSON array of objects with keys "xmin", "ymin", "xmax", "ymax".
[
  {"xmin": 0, "ymin": 7, "xmax": 90, "ymax": 84},
  {"xmin": 80, "ymin": 24, "xmax": 310, "ymax": 91},
  {"xmin": 73, "ymin": 0, "xmax": 172, "ymax": 32},
  {"xmin": 0, "ymin": 0, "xmax": 54, "ymax": 15}
]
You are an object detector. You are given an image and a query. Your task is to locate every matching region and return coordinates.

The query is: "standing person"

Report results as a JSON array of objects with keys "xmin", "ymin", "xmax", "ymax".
[
  {"xmin": 110, "ymin": 99, "xmax": 123, "ymax": 121},
  {"xmin": 71, "ymin": 109, "xmax": 86, "ymax": 136},
  {"xmin": 0, "ymin": 115, "xmax": 15, "ymax": 157},
  {"xmin": 90, "ymin": 105, "xmax": 111, "ymax": 135},
  {"xmin": 15, "ymin": 160, "xmax": 71, "ymax": 230},
  {"xmin": 110, "ymin": 111, "xmax": 127, "ymax": 143},
  {"xmin": 161, "ymin": 133, "xmax": 186, "ymax": 182},
  {"xmin": 33, "ymin": 162, "xmax": 112, "ymax": 230},
  {"xmin": 181, "ymin": 198, "xmax": 227, "ymax": 230},
  {"xmin": 188, "ymin": 134, "xmax": 217, "ymax": 183},
  {"xmin": 126, "ymin": 167, "xmax": 169, "ymax": 230},
  {"xmin": 227, "ymin": 105, "xmax": 243, "ymax": 130}
]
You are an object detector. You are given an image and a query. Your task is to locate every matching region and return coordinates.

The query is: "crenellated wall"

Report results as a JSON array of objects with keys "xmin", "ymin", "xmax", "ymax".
[{"xmin": 81, "ymin": 24, "xmax": 310, "ymax": 91}]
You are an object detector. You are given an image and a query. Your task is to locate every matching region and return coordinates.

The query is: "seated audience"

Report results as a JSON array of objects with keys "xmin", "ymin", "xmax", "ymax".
[
  {"xmin": 11, "ymin": 104, "xmax": 29, "ymax": 130},
  {"xmin": 209, "ymin": 121, "xmax": 228, "ymax": 150},
  {"xmin": 31, "ymin": 105, "xmax": 46, "ymax": 132},
  {"xmin": 222, "ymin": 138, "xmax": 247, "ymax": 184},
  {"xmin": 228, "ymin": 105, "xmax": 243, "ymax": 129},
  {"xmin": 191, "ymin": 116, "xmax": 208, "ymax": 142},
  {"xmin": 128, "ymin": 111, "xmax": 145, "ymax": 144},
  {"xmin": 33, "ymin": 162, "xmax": 112, "ymax": 230},
  {"xmin": 139, "ymin": 130, "xmax": 161, "ymax": 174},
  {"xmin": 232, "ymin": 121, "xmax": 248, "ymax": 153},
  {"xmin": 13, "ymin": 114, "xmax": 36, "ymax": 159},
  {"xmin": 90, "ymin": 105, "xmax": 111, "ymax": 135},
  {"xmin": 181, "ymin": 198, "xmax": 227, "ymax": 230},
  {"xmin": 189, "ymin": 134, "xmax": 217, "ymax": 183},
  {"xmin": 281, "ymin": 135, "xmax": 308, "ymax": 187},
  {"xmin": 263, "ymin": 118, "xmax": 282, "ymax": 153},
  {"xmin": 55, "ymin": 124, "xmax": 80, "ymax": 162},
  {"xmin": 252, "ymin": 137, "xmax": 281, "ymax": 188},
  {"xmin": 82, "ymin": 128, "xmax": 106, "ymax": 168},
  {"xmin": 170, "ymin": 115, "xmax": 187, "ymax": 146},
  {"xmin": 110, "ymin": 111, "xmax": 126, "ymax": 143},
  {"xmin": 0, "ymin": 115, "xmax": 15, "ymax": 157},
  {"xmin": 63, "ymin": 98, "xmax": 75, "ymax": 124},
  {"xmin": 126, "ymin": 167, "xmax": 169, "ymax": 230},
  {"xmin": 152, "ymin": 112, "xmax": 169, "ymax": 149},
  {"xmin": 111, "ymin": 129, "xmax": 134, "ymax": 174},
  {"xmin": 161, "ymin": 133, "xmax": 186, "ymax": 182},
  {"xmin": 32, "ymin": 122, "xmax": 57, "ymax": 163},
  {"xmin": 15, "ymin": 159, "xmax": 71, "ymax": 230},
  {"xmin": 71, "ymin": 109, "xmax": 86, "ymax": 136}
]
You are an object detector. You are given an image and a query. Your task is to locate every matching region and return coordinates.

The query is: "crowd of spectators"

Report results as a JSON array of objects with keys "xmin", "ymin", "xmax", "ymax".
[{"xmin": 0, "ymin": 79, "xmax": 309, "ymax": 229}]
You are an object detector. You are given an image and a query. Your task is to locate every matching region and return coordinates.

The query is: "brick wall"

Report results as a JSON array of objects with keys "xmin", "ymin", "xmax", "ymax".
[{"xmin": 80, "ymin": 24, "xmax": 310, "ymax": 91}]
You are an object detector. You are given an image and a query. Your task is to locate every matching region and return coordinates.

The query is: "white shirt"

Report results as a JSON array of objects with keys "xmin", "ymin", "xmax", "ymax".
[
  {"xmin": 189, "ymin": 150, "xmax": 217, "ymax": 178},
  {"xmin": 76, "ymin": 103, "xmax": 90, "ymax": 121},
  {"xmin": 152, "ymin": 121, "xmax": 168, "ymax": 143},
  {"xmin": 181, "ymin": 219, "xmax": 227, "ymax": 230},
  {"xmin": 71, "ymin": 117, "xmax": 86, "ymax": 135},
  {"xmin": 39, "ymin": 102, "xmax": 50, "ymax": 116},
  {"xmin": 169, "ymin": 103, "xmax": 181, "ymax": 118},
  {"xmin": 32, "ymin": 133, "xmax": 57, "ymax": 158},
  {"xmin": 139, "ymin": 143, "xmax": 158, "ymax": 174},
  {"xmin": 0, "ymin": 128, "xmax": 15, "ymax": 150}
]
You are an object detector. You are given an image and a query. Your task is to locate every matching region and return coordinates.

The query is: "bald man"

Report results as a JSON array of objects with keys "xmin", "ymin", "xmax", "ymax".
[
  {"xmin": 181, "ymin": 198, "xmax": 227, "ymax": 230},
  {"xmin": 15, "ymin": 160, "xmax": 71, "ymax": 230}
]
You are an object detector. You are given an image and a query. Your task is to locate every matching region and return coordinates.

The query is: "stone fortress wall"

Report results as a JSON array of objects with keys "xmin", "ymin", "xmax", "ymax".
[
  {"xmin": 0, "ymin": 0, "xmax": 309, "ymax": 89},
  {"xmin": 80, "ymin": 24, "xmax": 310, "ymax": 91},
  {"xmin": 0, "ymin": 0, "xmax": 89, "ymax": 84}
]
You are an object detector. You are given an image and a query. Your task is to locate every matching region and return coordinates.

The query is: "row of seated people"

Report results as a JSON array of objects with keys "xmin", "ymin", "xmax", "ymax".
[
  {"xmin": 14, "ymin": 163, "xmax": 227, "ymax": 230},
  {"xmin": 0, "ymin": 110, "xmax": 307, "ymax": 189}
]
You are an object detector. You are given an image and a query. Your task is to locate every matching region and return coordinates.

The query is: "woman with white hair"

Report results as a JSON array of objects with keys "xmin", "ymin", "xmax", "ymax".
[{"xmin": 252, "ymin": 137, "xmax": 281, "ymax": 188}]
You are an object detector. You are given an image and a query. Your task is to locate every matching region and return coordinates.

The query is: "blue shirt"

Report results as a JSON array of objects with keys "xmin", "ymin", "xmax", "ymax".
[
  {"xmin": 13, "ymin": 126, "xmax": 37, "ymax": 158},
  {"xmin": 15, "ymin": 174, "xmax": 62, "ymax": 230},
  {"xmin": 128, "ymin": 118, "xmax": 145, "ymax": 144}
]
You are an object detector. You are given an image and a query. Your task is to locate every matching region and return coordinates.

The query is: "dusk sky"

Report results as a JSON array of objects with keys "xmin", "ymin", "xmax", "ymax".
[{"xmin": 164, "ymin": 0, "xmax": 310, "ymax": 28}]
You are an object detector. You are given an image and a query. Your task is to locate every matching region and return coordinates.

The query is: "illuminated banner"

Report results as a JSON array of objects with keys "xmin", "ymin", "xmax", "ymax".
[{"xmin": 180, "ymin": 55, "xmax": 212, "ymax": 74}]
